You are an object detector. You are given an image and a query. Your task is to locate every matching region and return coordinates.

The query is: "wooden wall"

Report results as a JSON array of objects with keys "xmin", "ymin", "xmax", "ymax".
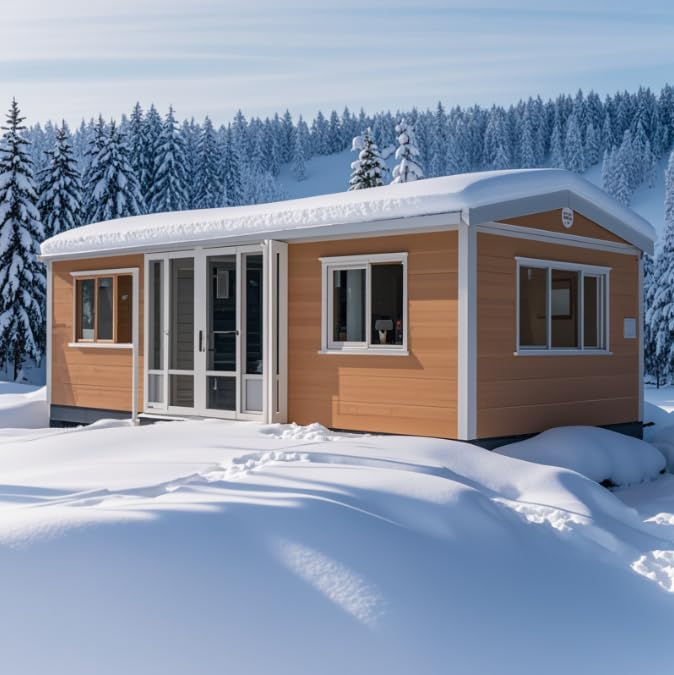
[
  {"xmin": 287, "ymin": 231, "xmax": 458, "ymax": 438},
  {"xmin": 51, "ymin": 255, "xmax": 144, "ymax": 413},
  {"xmin": 504, "ymin": 209, "xmax": 628, "ymax": 244},
  {"xmin": 476, "ymin": 231, "xmax": 640, "ymax": 439}
]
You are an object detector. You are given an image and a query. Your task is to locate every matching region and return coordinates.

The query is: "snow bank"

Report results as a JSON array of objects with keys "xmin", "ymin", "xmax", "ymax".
[
  {"xmin": 0, "ymin": 383, "xmax": 47, "ymax": 428},
  {"xmin": 41, "ymin": 169, "xmax": 654, "ymax": 258},
  {"xmin": 0, "ymin": 415, "xmax": 673, "ymax": 673},
  {"xmin": 495, "ymin": 426, "xmax": 665, "ymax": 486}
]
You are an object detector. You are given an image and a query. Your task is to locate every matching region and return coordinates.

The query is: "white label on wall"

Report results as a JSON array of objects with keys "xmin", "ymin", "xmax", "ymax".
[
  {"xmin": 561, "ymin": 207, "xmax": 574, "ymax": 229},
  {"xmin": 624, "ymin": 317, "xmax": 637, "ymax": 339}
]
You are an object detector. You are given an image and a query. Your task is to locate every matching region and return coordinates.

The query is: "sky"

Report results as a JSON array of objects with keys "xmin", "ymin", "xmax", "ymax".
[{"xmin": 1, "ymin": 0, "xmax": 673, "ymax": 125}]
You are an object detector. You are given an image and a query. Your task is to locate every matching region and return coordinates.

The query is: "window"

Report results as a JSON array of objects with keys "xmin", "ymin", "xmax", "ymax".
[
  {"xmin": 516, "ymin": 257, "xmax": 609, "ymax": 354},
  {"xmin": 321, "ymin": 253, "xmax": 407, "ymax": 354},
  {"xmin": 75, "ymin": 273, "xmax": 134, "ymax": 343}
]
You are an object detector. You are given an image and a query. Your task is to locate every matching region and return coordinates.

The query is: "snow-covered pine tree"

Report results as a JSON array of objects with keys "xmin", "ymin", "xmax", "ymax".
[
  {"xmin": 643, "ymin": 252, "xmax": 666, "ymax": 385},
  {"xmin": 180, "ymin": 118, "xmax": 200, "ymax": 209},
  {"xmin": 328, "ymin": 110, "xmax": 342, "ymax": 153},
  {"xmin": 391, "ymin": 119, "xmax": 424, "ymax": 184},
  {"xmin": 127, "ymin": 102, "xmax": 145, "ymax": 186},
  {"xmin": 86, "ymin": 121, "xmax": 145, "ymax": 223},
  {"xmin": 222, "ymin": 124, "xmax": 244, "ymax": 206},
  {"xmin": 147, "ymin": 106, "xmax": 188, "ymax": 213},
  {"xmin": 647, "ymin": 149, "xmax": 674, "ymax": 385},
  {"xmin": 195, "ymin": 116, "xmax": 223, "ymax": 209},
  {"xmin": 549, "ymin": 110, "xmax": 564, "ymax": 168},
  {"xmin": 291, "ymin": 122, "xmax": 307, "ymax": 181},
  {"xmin": 37, "ymin": 122, "xmax": 83, "ymax": 237},
  {"xmin": 280, "ymin": 110, "xmax": 294, "ymax": 163},
  {"xmin": 585, "ymin": 121, "xmax": 600, "ymax": 166},
  {"xmin": 518, "ymin": 107, "xmax": 537, "ymax": 168},
  {"xmin": 429, "ymin": 101, "xmax": 448, "ymax": 177},
  {"xmin": 564, "ymin": 112, "xmax": 586, "ymax": 173},
  {"xmin": 348, "ymin": 128, "xmax": 387, "ymax": 190},
  {"xmin": 0, "ymin": 99, "xmax": 46, "ymax": 380},
  {"xmin": 140, "ymin": 104, "xmax": 163, "ymax": 202}
]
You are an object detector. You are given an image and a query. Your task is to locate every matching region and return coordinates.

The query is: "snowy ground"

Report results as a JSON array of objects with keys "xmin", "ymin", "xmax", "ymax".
[{"xmin": 0, "ymin": 393, "xmax": 673, "ymax": 673}]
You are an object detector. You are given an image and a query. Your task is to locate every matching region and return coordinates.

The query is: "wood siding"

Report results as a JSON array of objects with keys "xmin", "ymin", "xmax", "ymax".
[
  {"xmin": 476, "ymin": 231, "xmax": 640, "ymax": 439},
  {"xmin": 503, "ymin": 209, "xmax": 628, "ymax": 244},
  {"xmin": 287, "ymin": 231, "xmax": 458, "ymax": 438},
  {"xmin": 51, "ymin": 255, "xmax": 144, "ymax": 413}
]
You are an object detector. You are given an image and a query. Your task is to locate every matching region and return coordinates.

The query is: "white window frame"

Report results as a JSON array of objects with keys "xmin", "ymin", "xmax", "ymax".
[
  {"xmin": 515, "ymin": 256, "xmax": 611, "ymax": 356},
  {"xmin": 320, "ymin": 252, "xmax": 409, "ymax": 356}
]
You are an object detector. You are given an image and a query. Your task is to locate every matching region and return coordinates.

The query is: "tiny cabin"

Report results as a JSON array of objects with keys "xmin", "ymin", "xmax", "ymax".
[{"xmin": 40, "ymin": 169, "xmax": 655, "ymax": 446}]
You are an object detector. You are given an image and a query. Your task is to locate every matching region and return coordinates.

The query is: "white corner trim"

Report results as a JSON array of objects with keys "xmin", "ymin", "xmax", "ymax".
[
  {"xmin": 68, "ymin": 342, "xmax": 133, "ymax": 349},
  {"xmin": 638, "ymin": 253, "xmax": 644, "ymax": 421},
  {"xmin": 478, "ymin": 221, "xmax": 640, "ymax": 256},
  {"xmin": 46, "ymin": 260, "xmax": 52, "ymax": 409},
  {"xmin": 457, "ymin": 221, "xmax": 477, "ymax": 440}
]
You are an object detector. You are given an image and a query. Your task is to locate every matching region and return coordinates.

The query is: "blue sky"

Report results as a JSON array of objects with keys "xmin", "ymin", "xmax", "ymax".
[{"xmin": 2, "ymin": 0, "xmax": 673, "ymax": 124}]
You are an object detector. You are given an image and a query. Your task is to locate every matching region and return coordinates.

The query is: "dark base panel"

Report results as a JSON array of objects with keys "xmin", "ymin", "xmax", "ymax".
[
  {"xmin": 50, "ymin": 405, "xmax": 132, "ymax": 427},
  {"xmin": 472, "ymin": 420, "xmax": 644, "ymax": 450}
]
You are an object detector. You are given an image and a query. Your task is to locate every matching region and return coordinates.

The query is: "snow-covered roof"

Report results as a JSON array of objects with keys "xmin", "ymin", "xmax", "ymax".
[{"xmin": 40, "ymin": 169, "xmax": 656, "ymax": 259}]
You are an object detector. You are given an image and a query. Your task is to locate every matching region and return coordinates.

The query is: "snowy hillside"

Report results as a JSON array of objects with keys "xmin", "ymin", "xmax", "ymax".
[
  {"xmin": 1, "ymin": 397, "xmax": 674, "ymax": 673},
  {"xmin": 280, "ymin": 150, "xmax": 667, "ymax": 238}
]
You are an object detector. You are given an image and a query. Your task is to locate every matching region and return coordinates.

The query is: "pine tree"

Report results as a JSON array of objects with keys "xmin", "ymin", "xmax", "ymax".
[
  {"xmin": 585, "ymin": 121, "xmax": 600, "ymax": 166},
  {"xmin": 222, "ymin": 124, "xmax": 244, "ymax": 206},
  {"xmin": 180, "ymin": 118, "xmax": 200, "ymax": 209},
  {"xmin": 643, "ymin": 253, "xmax": 666, "ymax": 385},
  {"xmin": 564, "ymin": 113, "xmax": 586, "ymax": 173},
  {"xmin": 291, "ymin": 122, "xmax": 307, "ymax": 181},
  {"xmin": 519, "ymin": 107, "xmax": 537, "ymax": 168},
  {"xmin": 127, "ymin": 102, "xmax": 145, "ymax": 185},
  {"xmin": 140, "ymin": 104, "xmax": 162, "ymax": 202},
  {"xmin": 0, "ymin": 99, "xmax": 45, "ymax": 380},
  {"xmin": 147, "ymin": 106, "xmax": 188, "ymax": 213},
  {"xmin": 549, "ymin": 110, "xmax": 564, "ymax": 168},
  {"xmin": 86, "ymin": 121, "xmax": 145, "ymax": 223},
  {"xmin": 195, "ymin": 116, "xmax": 223, "ymax": 209},
  {"xmin": 348, "ymin": 128, "xmax": 387, "ymax": 190},
  {"xmin": 391, "ymin": 119, "xmax": 424, "ymax": 184},
  {"xmin": 647, "ymin": 150, "xmax": 674, "ymax": 385},
  {"xmin": 37, "ymin": 123, "xmax": 83, "ymax": 237}
]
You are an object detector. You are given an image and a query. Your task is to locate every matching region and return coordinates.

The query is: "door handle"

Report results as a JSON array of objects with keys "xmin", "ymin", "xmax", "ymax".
[{"xmin": 198, "ymin": 330, "xmax": 203, "ymax": 352}]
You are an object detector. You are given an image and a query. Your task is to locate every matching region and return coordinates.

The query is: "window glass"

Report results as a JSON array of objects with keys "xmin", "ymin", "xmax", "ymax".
[
  {"xmin": 519, "ymin": 266, "xmax": 547, "ymax": 347},
  {"xmin": 149, "ymin": 261, "xmax": 163, "ymax": 369},
  {"xmin": 370, "ymin": 263, "xmax": 404, "ymax": 345},
  {"xmin": 246, "ymin": 255, "xmax": 264, "ymax": 374},
  {"xmin": 332, "ymin": 268, "xmax": 365, "ymax": 342},
  {"xmin": 583, "ymin": 275, "xmax": 599, "ymax": 348},
  {"xmin": 551, "ymin": 269, "xmax": 579, "ymax": 348},
  {"xmin": 97, "ymin": 277, "xmax": 114, "ymax": 340},
  {"xmin": 116, "ymin": 275, "xmax": 132, "ymax": 343},
  {"xmin": 170, "ymin": 258, "xmax": 194, "ymax": 370},
  {"xmin": 78, "ymin": 279, "xmax": 96, "ymax": 340}
]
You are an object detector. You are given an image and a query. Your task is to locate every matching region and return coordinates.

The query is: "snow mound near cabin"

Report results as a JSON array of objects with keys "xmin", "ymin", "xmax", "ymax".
[
  {"xmin": 0, "ymin": 383, "xmax": 47, "ymax": 428},
  {"xmin": 495, "ymin": 426, "xmax": 666, "ymax": 486}
]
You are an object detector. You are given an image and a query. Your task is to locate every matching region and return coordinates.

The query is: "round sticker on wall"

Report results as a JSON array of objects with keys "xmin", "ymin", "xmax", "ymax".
[{"xmin": 561, "ymin": 207, "xmax": 574, "ymax": 229}]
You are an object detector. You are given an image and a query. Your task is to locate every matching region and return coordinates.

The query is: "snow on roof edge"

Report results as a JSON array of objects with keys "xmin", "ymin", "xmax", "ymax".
[{"xmin": 40, "ymin": 169, "xmax": 656, "ymax": 259}]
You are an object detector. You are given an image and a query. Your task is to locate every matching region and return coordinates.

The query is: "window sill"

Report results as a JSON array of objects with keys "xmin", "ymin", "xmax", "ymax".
[
  {"xmin": 514, "ymin": 349, "xmax": 613, "ymax": 357},
  {"xmin": 68, "ymin": 342, "xmax": 133, "ymax": 350},
  {"xmin": 318, "ymin": 349, "xmax": 409, "ymax": 357}
]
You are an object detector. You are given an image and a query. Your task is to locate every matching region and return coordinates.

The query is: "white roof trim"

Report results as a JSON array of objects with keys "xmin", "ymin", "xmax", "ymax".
[{"xmin": 40, "ymin": 169, "xmax": 655, "ymax": 260}]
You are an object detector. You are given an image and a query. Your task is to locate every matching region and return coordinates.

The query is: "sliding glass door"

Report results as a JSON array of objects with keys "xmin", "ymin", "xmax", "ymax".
[{"xmin": 145, "ymin": 246, "xmax": 266, "ymax": 420}]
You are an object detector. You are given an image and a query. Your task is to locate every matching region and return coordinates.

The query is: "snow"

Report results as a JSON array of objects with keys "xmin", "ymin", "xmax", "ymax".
[
  {"xmin": 41, "ymin": 168, "xmax": 655, "ymax": 258},
  {"xmin": 0, "ymin": 382, "xmax": 47, "ymax": 428},
  {"xmin": 495, "ymin": 425, "xmax": 666, "ymax": 486},
  {"xmin": 0, "ymin": 388, "xmax": 673, "ymax": 673}
]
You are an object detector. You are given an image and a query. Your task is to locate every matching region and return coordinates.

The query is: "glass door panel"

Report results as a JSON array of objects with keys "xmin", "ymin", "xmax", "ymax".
[
  {"xmin": 169, "ymin": 257, "xmax": 195, "ymax": 408},
  {"xmin": 243, "ymin": 254, "xmax": 264, "ymax": 413},
  {"xmin": 206, "ymin": 255, "xmax": 237, "ymax": 412}
]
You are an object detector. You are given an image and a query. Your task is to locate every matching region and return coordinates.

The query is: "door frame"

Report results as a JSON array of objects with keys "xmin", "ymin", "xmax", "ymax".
[{"xmin": 143, "ymin": 241, "xmax": 288, "ymax": 423}]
